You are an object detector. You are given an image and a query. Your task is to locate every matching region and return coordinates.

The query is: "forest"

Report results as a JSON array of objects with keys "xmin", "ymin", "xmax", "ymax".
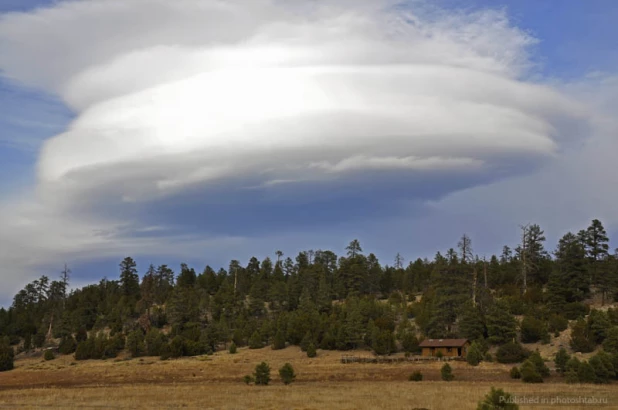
[{"xmin": 2, "ymin": 219, "xmax": 618, "ymax": 384}]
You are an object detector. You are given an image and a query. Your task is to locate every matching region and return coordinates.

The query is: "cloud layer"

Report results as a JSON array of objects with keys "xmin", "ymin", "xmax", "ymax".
[{"xmin": 0, "ymin": 0, "xmax": 596, "ymax": 301}]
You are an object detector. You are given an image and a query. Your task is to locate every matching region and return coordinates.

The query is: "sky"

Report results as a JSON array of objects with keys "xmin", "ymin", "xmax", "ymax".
[{"xmin": 0, "ymin": 0, "xmax": 617, "ymax": 306}]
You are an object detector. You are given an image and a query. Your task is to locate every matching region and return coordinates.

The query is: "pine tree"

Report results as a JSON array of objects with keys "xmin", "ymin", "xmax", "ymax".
[
  {"xmin": 119, "ymin": 257, "xmax": 140, "ymax": 299},
  {"xmin": 254, "ymin": 362, "xmax": 271, "ymax": 385},
  {"xmin": 441, "ymin": 363, "xmax": 454, "ymax": 381},
  {"xmin": 278, "ymin": 363, "xmax": 296, "ymax": 385},
  {"xmin": 0, "ymin": 342, "xmax": 14, "ymax": 372},
  {"xmin": 555, "ymin": 348, "xmax": 570, "ymax": 374}
]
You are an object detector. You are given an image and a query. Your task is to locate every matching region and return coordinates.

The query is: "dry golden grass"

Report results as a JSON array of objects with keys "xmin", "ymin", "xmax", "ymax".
[{"xmin": 1, "ymin": 346, "xmax": 618, "ymax": 409}]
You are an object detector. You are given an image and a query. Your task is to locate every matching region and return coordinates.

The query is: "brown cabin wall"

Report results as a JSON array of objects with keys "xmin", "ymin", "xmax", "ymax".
[{"xmin": 421, "ymin": 343, "xmax": 470, "ymax": 358}]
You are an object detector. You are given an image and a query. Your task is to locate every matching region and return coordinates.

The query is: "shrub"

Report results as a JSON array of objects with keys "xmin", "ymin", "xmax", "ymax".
[
  {"xmin": 548, "ymin": 314, "xmax": 569, "ymax": 335},
  {"xmin": 243, "ymin": 375, "xmax": 254, "ymax": 385},
  {"xmin": 229, "ymin": 342, "xmax": 237, "ymax": 354},
  {"xmin": 145, "ymin": 329, "xmax": 167, "ymax": 357},
  {"xmin": 249, "ymin": 331, "xmax": 264, "ymax": 349},
  {"xmin": 58, "ymin": 336, "xmax": 77, "ymax": 355},
  {"xmin": 441, "ymin": 363, "xmax": 454, "ymax": 381},
  {"xmin": 484, "ymin": 352, "xmax": 493, "ymax": 362},
  {"xmin": 563, "ymin": 302, "xmax": 589, "ymax": 320},
  {"xmin": 520, "ymin": 360, "xmax": 543, "ymax": 383},
  {"xmin": 279, "ymin": 363, "xmax": 296, "ymax": 385},
  {"xmin": 602, "ymin": 327, "xmax": 618, "ymax": 353},
  {"xmin": 554, "ymin": 348, "xmax": 570, "ymax": 374},
  {"xmin": 44, "ymin": 349, "xmax": 55, "ymax": 361},
  {"xmin": 436, "ymin": 351, "xmax": 443, "ymax": 359},
  {"xmin": 589, "ymin": 352, "xmax": 615, "ymax": 383},
  {"xmin": 520, "ymin": 316, "xmax": 548, "ymax": 344},
  {"xmin": 528, "ymin": 351, "xmax": 550, "ymax": 377},
  {"xmin": 496, "ymin": 342, "xmax": 530, "ymax": 364},
  {"xmin": 126, "ymin": 330, "xmax": 146, "ymax": 358},
  {"xmin": 570, "ymin": 319, "xmax": 595, "ymax": 353},
  {"xmin": 565, "ymin": 357, "xmax": 582, "ymax": 383},
  {"xmin": 577, "ymin": 361, "xmax": 597, "ymax": 383},
  {"xmin": 477, "ymin": 386, "xmax": 520, "ymax": 410},
  {"xmin": 0, "ymin": 343, "xmax": 14, "ymax": 372},
  {"xmin": 467, "ymin": 342, "xmax": 483, "ymax": 366},
  {"xmin": 74, "ymin": 339, "xmax": 95, "ymax": 360},
  {"xmin": 169, "ymin": 336, "xmax": 185, "ymax": 358},
  {"xmin": 272, "ymin": 330, "xmax": 286, "ymax": 350},
  {"xmin": 408, "ymin": 371, "xmax": 423, "ymax": 381},
  {"xmin": 75, "ymin": 328, "xmax": 88, "ymax": 342},
  {"xmin": 306, "ymin": 342, "xmax": 317, "ymax": 358},
  {"xmin": 510, "ymin": 366, "xmax": 521, "ymax": 379},
  {"xmin": 254, "ymin": 362, "xmax": 271, "ymax": 385}
]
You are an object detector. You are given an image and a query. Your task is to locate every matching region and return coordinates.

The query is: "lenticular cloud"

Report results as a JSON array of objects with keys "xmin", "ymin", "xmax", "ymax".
[{"xmin": 0, "ymin": 0, "xmax": 584, "ymax": 202}]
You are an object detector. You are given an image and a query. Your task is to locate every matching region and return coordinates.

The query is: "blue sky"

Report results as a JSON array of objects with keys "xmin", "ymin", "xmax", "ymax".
[{"xmin": 1, "ymin": 0, "xmax": 617, "ymax": 306}]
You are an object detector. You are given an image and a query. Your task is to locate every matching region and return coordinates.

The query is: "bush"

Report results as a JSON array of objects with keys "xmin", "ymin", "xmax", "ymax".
[
  {"xmin": 520, "ymin": 360, "xmax": 543, "ymax": 383},
  {"xmin": 570, "ymin": 319, "xmax": 595, "ymax": 353},
  {"xmin": 408, "ymin": 371, "xmax": 423, "ymax": 381},
  {"xmin": 74, "ymin": 339, "xmax": 95, "ymax": 360},
  {"xmin": 279, "ymin": 363, "xmax": 296, "ymax": 385},
  {"xmin": 484, "ymin": 352, "xmax": 493, "ymax": 362},
  {"xmin": 565, "ymin": 357, "xmax": 582, "ymax": 383},
  {"xmin": 272, "ymin": 330, "xmax": 286, "ymax": 350},
  {"xmin": 145, "ymin": 329, "xmax": 167, "ymax": 357},
  {"xmin": 306, "ymin": 342, "xmax": 317, "ymax": 358},
  {"xmin": 75, "ymin": 328, "xmax": 88, "ymax": 342},
  {"xmin": 510, "ymin": 366, "xmax": 521, "ymax": 379},
  {"xmin": 527, "ymin": 352, "xmax": 550, "ymax": 377},
  {"xmin": 44, "ymin": 349, "xmax": 55, "ymax": 361},
  {"xmin": 229, "ymin": 342, "xmax": 237, "ymax": 354},
  {"xmin": 126, "ymin": 330, "xmax": 146, "ymax": 358},
  {"xmin": 441, "ymin": 363, "xmax": 454, "ymax": 381},
  {"xmin": 496, "ymin": 342, "xmax": 530, "ymax": 364},
  {"xmin": 169, "ymin": 336, "xmax": 185, "ymax": 358},
  {"xmin": 520, "ymin": 316, "xmax": 549, "ymax": 344},
  {"xmin": 58, "ymin": 336, "xmax": 77, "ymax": 355},
  {"xmin": 477, "ymin": 386, "xmax": 520, "ymax": 410},
  {"xmin": 254, "ymin": 362, "xmax": 271, "ymax": 385},
  {"xmin": 577, "ymin": 361, "xmax": 596, "ymax": 383},
  {"xmin": 554, "ymin": 348, "xmax": 570, "ymax": 374},
  {"xmin": 243, "ymin": 375, "xmax": 254, "ymax": 385},
  {"xmin": 548, "ymin": 314, "xmax": 568, "ymax": 334},
  {"xmin": 563, "ymin": 302, "xmax": 589, "ymax": 320},
  {"xmin": 467, "ymin": 342, "xmax": 483, "ymax": 366},
  {"xmin": 249, "ymin": 331, "xmax": 264, "ymax": 349},
  {"xmin": 0, "ymin": 343, "xmax": 14, "ymax": 372}
]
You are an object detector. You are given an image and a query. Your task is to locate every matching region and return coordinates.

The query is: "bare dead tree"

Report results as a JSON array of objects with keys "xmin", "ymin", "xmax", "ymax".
[
  {"xmin": 458, "ymin": 234, "xmax": 473, "ymax": 264},
  {"xmin": 519, "ymin": 224, "xmax": 530, "ymax": 295}
]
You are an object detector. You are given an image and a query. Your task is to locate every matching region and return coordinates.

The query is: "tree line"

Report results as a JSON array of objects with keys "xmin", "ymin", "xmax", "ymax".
[{"xmin": 1, "ymin": 219, "xmax": 618, "ymax": 380}]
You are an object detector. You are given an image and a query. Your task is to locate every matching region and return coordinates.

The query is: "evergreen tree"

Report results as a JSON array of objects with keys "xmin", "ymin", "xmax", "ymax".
[
  {"xmin": 554, "ymin": 348, "xmax": 570, "ymax": 374},
  {"xmin": 477, "ymin": 387, "xmax": 520, "ymax": 410},
  {"xmin": 279, "ymin": 363, "xmax": 296, "ymax": 385},
  {"xmin": 570, "ymin": 318, "xmax": 595, "ymax": 353},
  {"xmin": 486, "ymin": 302, "xmax": 517, "ymax": 345},
  {"xmin": 0, "ymin": 342, "xmax": 14, "ymax": 372},
  {"xmin": 520, "ymin": 359, "xmax": 543, "ymax": 383},
  {"xmin": 441, "ymin": 363, "xmax": 454, "ymax": 381},
  {"xmin": 254, "ymin": 362, "xmax": 271, "ymax": 385},
  {"xmin": 119, "ymin": 257, "xmax": 140, "ymax": 299}
]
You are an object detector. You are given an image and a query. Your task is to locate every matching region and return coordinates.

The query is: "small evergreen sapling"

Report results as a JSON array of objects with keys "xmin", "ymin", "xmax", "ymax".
[
  {"xmin": 254, "ymin": 362, "xmax": 271, "ymax": 385},
  {"xmin": 441, "ymin": 363, "xmax": 454, "ymax": 381},
  {"xmin": 279, "ymin": 363, "xmax": 296, "ymax": 385}
]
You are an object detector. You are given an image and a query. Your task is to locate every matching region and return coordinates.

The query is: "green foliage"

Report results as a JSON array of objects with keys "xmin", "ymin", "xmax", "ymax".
[
  {"xmin": 0, "ymin": 343, "xmax": 15, "ymax": 371},
  {"xmin": 58, "ymin": 336, "xmax": 77, "ymax": 355},
  {"xmin": 254, "ymin": 362, "xmax": 271, "ymax": 386},
  {"xmin": 554, "ymin": 348, "xmax": 570, "ymax": 374},
  {"xmin": 229, "ymin": 342, "xmax": 237, "ymax": 354},
  {"xmin": 440, "ymin": 363, "xmax": 454, "ymax": 381},
  {"xmin": 306, "ymin": 342, "xmax": 317, "ymax": 358},
  {"xmin": 602, "ymin": 327, "xmax": 618, "ymax": 353},
  {"xmin": 548, "ymin": 314, "xmax": 568, "ymax": 335},
  {"xmin": 44, "ymin": 349, "xmax": 55, "ymax": 361},
  {"xmin": 169, "ymin": 336, "xmax": 185, "ymax": 358},
  {"xmin": 527, "ymin": 351, "xmax": 550, "ymax": 377},
  {"xmin": 477, "ymin": 387, "xmax": 520, "ymax": 410},
  {"xmin": 577, "ymin": 361, "xmax": 597, "ymax": 383},
  {"xmin": 496, "ymin": 342, "xmax": 530, "ymax": 364},
  {"xmin": 562, "ymin": 303, "xmax": 589, "ymax": 320},
  {"xmin": 509, "ymin": 366, "xmax": 521, "ymax": 379},
  {"xmin": 570, "ymin": 319, "xmax": 595, "ymax": 353},
  {"xmin": 126, "ymin": 330, "xmax": 145, "ymax": 358},
  {"xmin": 272, "ymin": 329, "xmax": 286, "ymax": 350},
  {"xmin": 520, "ymin": 316, "xmax": 548, "ymax": 344},
  {"xmin": 278, "ymin": 363, "xmax": 296, "ymax": 385},
  {"xmin": 243, "ymin": 375, "xmax": 254, "ymax": 385},
  {"xmin": 565, "ymin": 357, "xmax": 582, "ymax": 383},
  {"xmin": 408, "ymin": 371, "xmax": 423, "ymax": 381},
  {"xmin": 144, "ymin": 328, "xmax": 167, "ymax": 357},
  {"xmin": 589, "ymin": 351, "xmax": 616, "ymax": 383},
  {"xmin": 249, "ymin": 331, "xmax": 264, "ymax": 349},
  {"xmin": 486, "ymin": 303, "xmax": 517, "ymax": 345},
  {"xmin": 467, "ymin": 341, "xmax": 483, "ymax": 366},
  {"xmin": 484, "ymin": 352, "xmax": 493, "ymax": 362},
  {"xmin": 520, "ymin": 359, "xmax": 543, "ymax": 383}
]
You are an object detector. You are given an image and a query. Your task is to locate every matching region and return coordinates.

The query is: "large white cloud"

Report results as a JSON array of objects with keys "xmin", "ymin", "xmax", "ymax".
[{"xmin": 0, "ymin": 0, "xmax": 593, "ymax": 301}]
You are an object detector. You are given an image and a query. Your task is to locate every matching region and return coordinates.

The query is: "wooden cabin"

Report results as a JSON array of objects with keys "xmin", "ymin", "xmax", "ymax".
[{"xmin": 419, "ymin": 339, "xmax": 470, "ymax": 358}]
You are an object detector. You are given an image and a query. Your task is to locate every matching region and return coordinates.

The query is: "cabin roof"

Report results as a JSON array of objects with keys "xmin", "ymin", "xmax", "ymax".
[{"xmin": 419, "ymin": 338, "xmax": 468, "ymax": 347}]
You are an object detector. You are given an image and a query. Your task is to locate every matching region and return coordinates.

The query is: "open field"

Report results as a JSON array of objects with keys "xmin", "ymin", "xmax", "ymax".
[{"xmin": 1, "ymin": 347, "xmax": 618, "ymax": 409}]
